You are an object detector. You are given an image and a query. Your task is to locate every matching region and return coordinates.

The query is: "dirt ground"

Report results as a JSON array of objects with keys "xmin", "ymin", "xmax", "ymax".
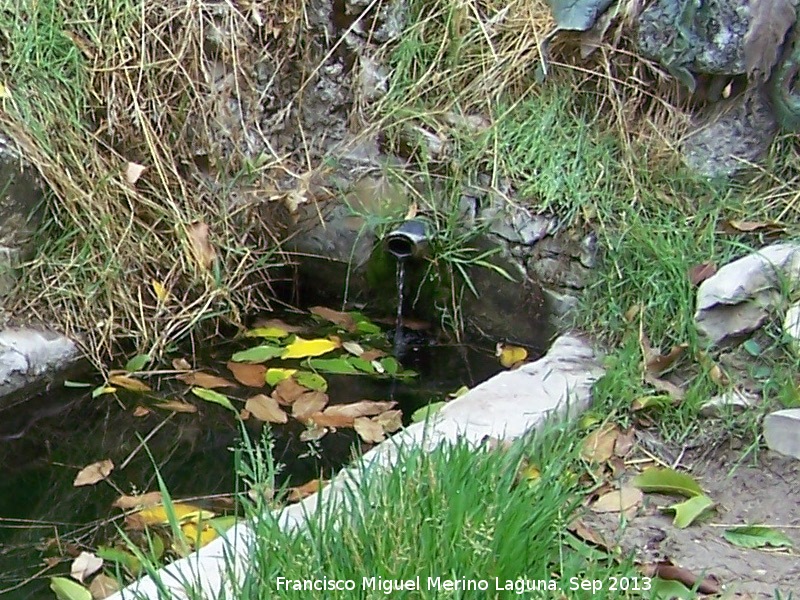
[{"xmin": 584, "ymin": 442, "xmax": 800, "ymax": 598}]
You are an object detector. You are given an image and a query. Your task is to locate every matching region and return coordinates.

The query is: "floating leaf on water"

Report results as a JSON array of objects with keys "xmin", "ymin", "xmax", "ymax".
[
  {"xmin": 50, "ymin": 577, "xmax": 92, "ymax": 600},
  {"xmin": 287, "ymin": 478, "xmax": 325, "ymax": 502},
  {"xmin": 632, "ymin": 467, "xmax": 703, "ymax": 498},
  {"xmin": 293, "ymin": 371, "xmax": 327, "ymax": 392},
  {"xmin": 299, "ymin": 426, "xmax": 328, "ymax": 442},
  {"xmin": 380, "ymin": 356, "xmax": 400, "ymax": 375},
  {"xmin": 354, "ymin": 417, "xmax": 385, "ymax": 443},
  {"xmin": 375, "ymin": 409, "xmax": 403, "ymax": 433},
  {"xmin": 70, "ymin": 551, "xmax": 103, "ymax": 583},
  {"xmin": 272, "ymin": 377, "xmax": 309, "ymax": 404},
  {"xmin": 108, "ymin": 375, "xmax": 151, "ymax": 393},
  {"xmin": 125, "ymin": 354, "xmax": 152, "ymax": 373},
  {"xmin": 322, "ymin": 400, "xmax": 396, "ymax": 420},
  {"xmin": 371, "ymin": 359, "xmax": 385, "ymax": 374},
  {"xmin": 227, "ymin": 362, "xmax": 267, "ymax": 387},
  {"xmin": 64, "ymin": 380, "xmax": 92, "ymax": 388},
  {"xmin": 292, "ymin": 391, "xmax": 329, "ymax": 421},
  {"xmin": 112, "ymin": 492, "xmax": 163, "ymax": 510},
  {"xmin": 342, "ymin": 341, "xmax": 365, "ymax": 356},
  {"xmin": 307, "ymin": 411, "xmax": 354, "ymax": 428},
  {"xmin": 354, "ymin": 318, "xmax": 382, "ymax": 335},
  {"xmin": 151, "ymin": 279, "xmax": 169, "ymax": 303},
  {"xmin": 231, "ymin": 345, "xmax": 284, "ymax": 363},
  {"xmin": 245, "ymin": 394, "xmax": 288, "ymax": 423},
  {"xmin": 132, "ymin": 406, "xmax": 151, "ymax": 417},
  {"xmin": 265, "ymin": 367, "xmax": 297, "ymax": 386},
  {"xmin": 349, "ymin": 357, "xmax": 375, "ymax": 374},
  {"xmin": 309, "ymin": 306, "xmax": 357, "ymax": 331},
  {"xmin": 191, "ymin": 388, "xmax": 236, "ymax": 412},
  {"xmin": 307, "ymin": 357, "xmax": 359, "ymax": 374},
  {"xmin": 88, "ymin": 573, "xmax": 119, "ymax": 599},
  {"xmin": 666, "ymin": 494, "xmax": 715, "ymax": 528},
  {"xmin": 181, "ymin": 520, "xmax": 217, "ymax": 549},
  {"xmin": 74, "ymin": 459, "xmax": 114, "ymax": 487},
  {"xmin": 496, "ymin": 343, "xmax": 527, "ymax": 368},
  {"xmin": 153, "ymin": 400, "xmax": 197, "ymax": 413},
  {"xmin": 177, "ymin": 371, "xmax": 236, "ymax": 389},
  {"xmin": 127, "ymin": 503, "xmax": 215, "ymax": 528},
  {"xmin": 723, "ymin": 525, "xmax": 793, "ymax": 549},
  {"xmin": 252, "ymin": 317, "xmax": 306, "ymax": 333},
  {"xmin": 244, "ymin": 326, "xmax": 289, "ymax": 339},
  {"xmin": 360, "ymin": 348, "xmax": 386, "ymax": 362},
  {"xmin": 411, "ymin": 401, "xmax": 446, "ymax": 423},
  {"xmin": 281, "ymin": 337, "xmax": 340, "ymax": 359}
]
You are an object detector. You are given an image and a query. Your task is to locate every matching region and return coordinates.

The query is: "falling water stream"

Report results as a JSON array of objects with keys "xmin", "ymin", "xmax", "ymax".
[{"xmin": 392, "ymin": 258, "xmax": 406, "ymax": 357}]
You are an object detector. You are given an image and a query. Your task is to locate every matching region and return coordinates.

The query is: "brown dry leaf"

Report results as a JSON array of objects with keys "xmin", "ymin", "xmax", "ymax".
[
  {"xmin": 354, "ymin": 416, "xmax": 386, "ymax": 443},
  {"xmin": 581, "ymin": 423, "xmax": 619, "ymax": 463},
  {"xmin": 125, "ymin": 161, "xmax": 146, "ymax": 184},
  {"xmin": 89, "ymin": 573, "xmax": 120, "ymax": 599},
  {"xmin": 614, "ymin": 428, "xmax": 636, "ymax": 457},
  {"xmin": 273, "ymin": 377, "xmax": 309, "ymax": 405},
  {"xmin": 306, "ymin": 411, "xmax": 354, "ymax": 428},
  {"xmin": 591, "ymin": 486, "xmax": 643, "ymax": 515},
  {"xmin": 299, "ymin": 425, "xmax": 328, "ymax": 442},
  {"xmin": 108, "ymin": 375, "xmax": 151, "ymax": 393},
  {"xmin": 245, "ymin": 394, "xmax": 288, "ymax": 423},
  {"xmin": 309, "ymin": 306, "xmax": 357, "ymax": 331},
  {"xmin": 744, "ymin": 0, "xmax": 796, "ymax": 81},
  {"xmin": 132, "ymin": 406, "xmax": 150, "ymax": 417},
  {"xmin": 723, "ymin": 219, "xmax": 786, "ymax": 235},
  {"xmin": 688, "ymin": 262, "xmax": 717, "ymax": 286},
  {"xmin": 375, "ymin": 409, "xmax": 403, "ymax": 433},
  {"xmin": 292, "ymin": 391, "xmax": 329, "ymax": 421},
  {"xmin": 320, "ymin": 400, "xmax": 396, "ymax": 420},
  {"xmin": 360, "ymin": 348, "xmax": 387, "ymax": 362},
  {"xmin": 568, "ymin": 519, "xmax": 612, "ymax": 550},
  {"xmin": 176, "ymin": 371, "xmax": 236, "ymax": 389},
  {"xmin": 112, "ymin": 491, "xmax": 163, "ymax": 510},
  {"xmin": 239, "ymin": 409, "xmax": 251, "ymax": 420},
  {"xmin": 640, "ymin": 562, "xmax": 720, "ymax": 594},
  {"xmin": 252, "ymin": 317, "xmax": 306, "ymax": 333},
  {"xmin": 74, "ymin": 459, "xmax": 114, "ymax": 487},
  {"xmin": 154, "ymin": 400, "xmax": 198, "ymax": 413},
  {"xmin": 708, "ymin": 363, "xmax": 729, "ymax": 386},
  {"xmin": 287, "ymin": 479, "xmax": 326, "ymax": 502},
  {"xmin": 227, "ymin": 362, "xmax": 266, "ymax": 388},
  {"xmin": 172, "ymin": 358, "xmax": 192, "ymax": 371},
  {"xmin": 643, "ymin": 372, "xmax": 686, "ymax": 401},
  {"xmin": 645, "ymin": 343, "xmax": 688, "ymax": 374},
  {"xmin": 186, "ymin": 221, "xmax": 216, "ymax": 270}
]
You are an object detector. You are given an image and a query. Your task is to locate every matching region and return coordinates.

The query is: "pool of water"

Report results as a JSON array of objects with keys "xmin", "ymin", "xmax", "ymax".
[{"xmin": 0, "ymin": 327, "xmax": 507, "ymax": 599}]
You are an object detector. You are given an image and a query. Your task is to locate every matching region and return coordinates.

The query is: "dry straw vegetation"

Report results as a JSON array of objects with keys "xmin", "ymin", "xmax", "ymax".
[{"xmin": 2, "ymin": 0, "xmax": 799, "ymax": 367}]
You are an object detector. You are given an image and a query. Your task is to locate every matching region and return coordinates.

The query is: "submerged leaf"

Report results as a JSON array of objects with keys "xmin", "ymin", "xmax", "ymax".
[{"xmin": 191, "ymin": 388, "xmax": 236, "ymax": 412}]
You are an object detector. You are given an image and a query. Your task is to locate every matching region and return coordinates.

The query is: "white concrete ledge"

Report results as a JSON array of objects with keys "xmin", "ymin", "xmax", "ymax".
[{"xmin": 110, "ymin": 334, "xmax": 603, "ymax": 600}]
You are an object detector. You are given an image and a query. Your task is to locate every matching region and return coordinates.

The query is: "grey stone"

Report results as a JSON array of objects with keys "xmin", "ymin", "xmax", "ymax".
[
  {"xmin": 784, "ymin": 302, "xmax": 800, "ymax": 350},
  {"xmin": 0, "ymin": 328, "xmax": 82, "ymax": 406},
  {"xmin": 105, "ymin": 334, "xmax": 604, "ymax": 600},
  {"xmin": 695, "ymin": 243, "xmax": 800, "ymax": 344},
  {"xmin": 764, "ymin": 409, "xmax": 800, "ymax": 460}
]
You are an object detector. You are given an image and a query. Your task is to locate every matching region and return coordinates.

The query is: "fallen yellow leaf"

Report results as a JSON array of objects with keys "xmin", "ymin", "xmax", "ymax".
[
  {"xmin": 281, "ymin": 337, "xmax": 340, "ymax": 359},
  {"xmin": 151, "ymin": 279, "xmax": 169, "ymax": 303},
  {"xmin": 181, "ymin": 521, "xmax": 217, "ymax": 549},
  {"xmin": 496, "ymin": 343, "xmax": 528, "ymax": 368},
  {"xmin": 127, "ymin": 503, "xmax": 214, "ymax": 529}
]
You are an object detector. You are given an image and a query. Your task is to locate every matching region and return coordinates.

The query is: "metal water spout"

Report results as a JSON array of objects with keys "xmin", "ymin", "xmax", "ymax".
[{"xmin": 384, "ymin": 218, "xmax": 434, "ymax": 260}]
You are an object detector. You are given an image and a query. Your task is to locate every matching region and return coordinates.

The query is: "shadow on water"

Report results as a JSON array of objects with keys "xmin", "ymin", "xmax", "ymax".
[{"xmin": 0, "ymin": 327, "xmax": 510, "ymax": 600}]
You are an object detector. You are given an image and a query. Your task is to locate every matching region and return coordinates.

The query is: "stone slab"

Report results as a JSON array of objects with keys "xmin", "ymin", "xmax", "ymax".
[{"xmin": 764, "ymin": 408, "xmax": 800, "ymax": 461}]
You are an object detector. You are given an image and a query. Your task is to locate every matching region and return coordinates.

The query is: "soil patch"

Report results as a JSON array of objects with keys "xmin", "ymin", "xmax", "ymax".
[{"xmin": 585, "ymin": 444, "xmax": 800, "ymax": 597}]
